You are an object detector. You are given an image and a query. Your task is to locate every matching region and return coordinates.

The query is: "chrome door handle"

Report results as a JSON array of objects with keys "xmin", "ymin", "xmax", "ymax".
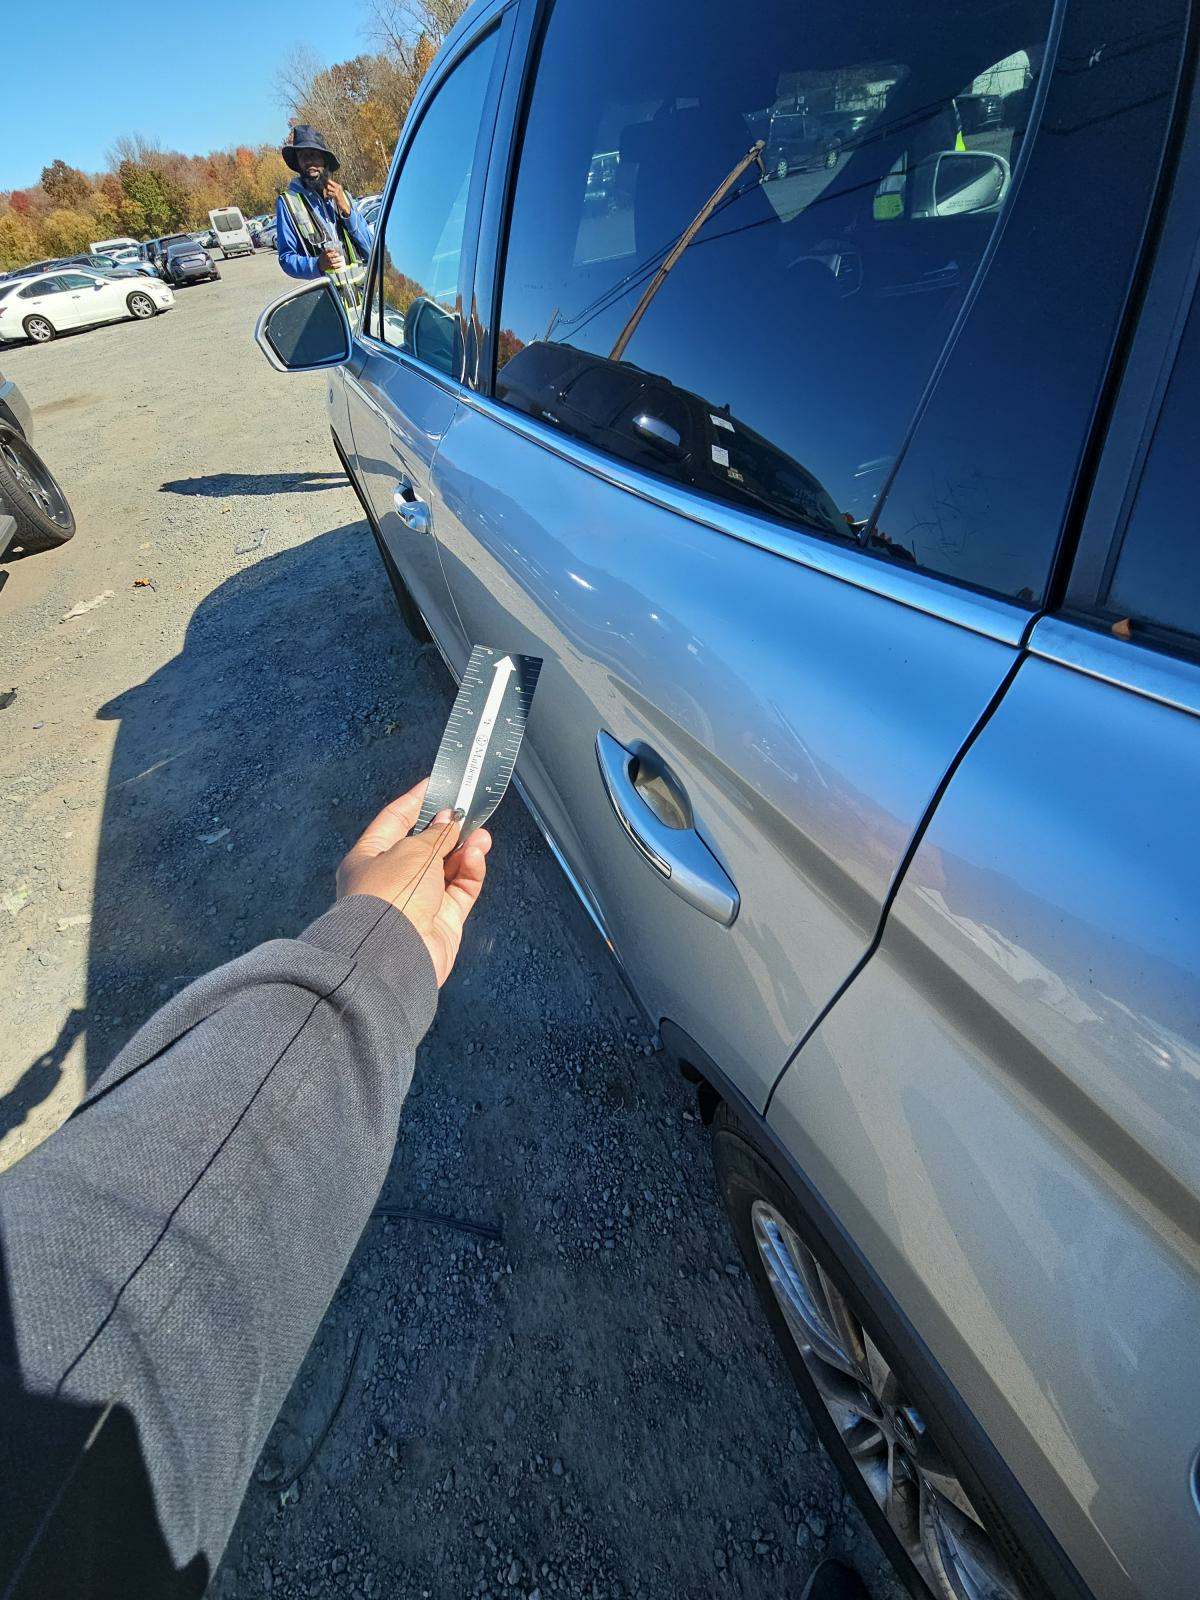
[
  {"xmin": 394, "ymin": 495, "xmax": 431, "ymax": 533},
  {"xmin": 595, "ymin": 731, "xmax": 739, "ymax": 926}
]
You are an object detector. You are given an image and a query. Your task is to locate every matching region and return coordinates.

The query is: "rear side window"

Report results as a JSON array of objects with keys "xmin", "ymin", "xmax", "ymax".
[
  {"xmin": 20, "ymin": 277, "xmax": 63, "ymax": 298},
  {"xmin": 496, "ymin": 0, "xmax": 1051, "ymax": 558},
  {"xmin": 1103, "ymin": 287, "xmax": 1200, "ymax": 645},
  {"xmin": 373, "ymin": 30, "xmax": 499, "ymax": 375}
]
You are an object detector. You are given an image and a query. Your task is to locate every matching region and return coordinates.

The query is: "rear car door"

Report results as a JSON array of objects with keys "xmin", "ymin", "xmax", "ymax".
[
  {"xmin": 430, "ymin": 0, "xmax": 1186, "ymax": 1109},
  {"xmin": 18, "ymin": 276, "xmax": 69, "ymax": 329},
  {"xmin": 344, "ymin": 8, "xmax": 510, "ymax": 653},
  {"xmin": 768, "ymin": 119, "xmax": 1200, "ymax": 1598}
]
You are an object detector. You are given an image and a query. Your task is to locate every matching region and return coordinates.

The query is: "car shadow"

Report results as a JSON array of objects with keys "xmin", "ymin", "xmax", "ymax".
[
  {"xmin": 84, "ymin": 517, "xmax": 446, "ymax": 1082},
  {"xmin": 159, "ymin": 472, "xmax": 347, "ymax": 498}
]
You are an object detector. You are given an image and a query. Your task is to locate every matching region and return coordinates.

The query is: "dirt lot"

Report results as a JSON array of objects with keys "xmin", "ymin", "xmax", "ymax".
[{"xmin": 0, "ymin": 251, "xmax": 903, "ymax": 1600}]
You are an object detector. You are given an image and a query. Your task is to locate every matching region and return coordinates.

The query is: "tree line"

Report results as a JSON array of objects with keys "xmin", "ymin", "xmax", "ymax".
[{"xmin": 0, "ymin": 0, "xmax": 466, "ymax": 271}]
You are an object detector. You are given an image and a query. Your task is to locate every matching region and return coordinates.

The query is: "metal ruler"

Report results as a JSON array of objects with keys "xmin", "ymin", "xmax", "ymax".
[{"xmin": 414, "ymin": 645, "xmax": 542, "ymax": 836}]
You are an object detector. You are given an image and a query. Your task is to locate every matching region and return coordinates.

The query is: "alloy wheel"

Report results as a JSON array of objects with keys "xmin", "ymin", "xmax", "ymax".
[
  {"xmin": 130, "ymin": 294, "xmax": 154, "ymax": 318},
  {"xmin": 0, "ymin": 433, "xmax": 73, "ymax": 529},
  {"xmin": 751, "ymin": 1201, "xmax": 1022, "ymax": 1600},
  {"xmin": 26, "ymin": 318, "xmax": 53, "ymax": 343}
]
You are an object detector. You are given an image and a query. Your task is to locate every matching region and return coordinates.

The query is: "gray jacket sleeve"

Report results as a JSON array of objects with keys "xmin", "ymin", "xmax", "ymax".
[{"xmin": 0, "ymin": 895, "xmax": 437, "ymax": 1600}]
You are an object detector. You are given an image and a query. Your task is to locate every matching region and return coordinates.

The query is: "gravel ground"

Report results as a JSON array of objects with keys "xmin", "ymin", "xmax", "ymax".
[{"xmin": 0, "ymin": 252, "xmax": 904, "ymax": 1600}]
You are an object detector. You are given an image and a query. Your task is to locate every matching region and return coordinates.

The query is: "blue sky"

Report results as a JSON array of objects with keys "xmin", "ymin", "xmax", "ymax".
[{"xmin": 6, "ymin": 0, "xmax": 372, "ymax": 191}]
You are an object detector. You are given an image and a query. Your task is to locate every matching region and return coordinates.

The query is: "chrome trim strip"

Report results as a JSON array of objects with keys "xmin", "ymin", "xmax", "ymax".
[
  {"xmin": 1029, "ymin": 616, "xmax": 1200, "ymax": 720},
  {"xmin": 355, "ymin": 328, "xmax": 468, "ymax": 399},
  {"xmin": 511, "ymin": 771, "xmax": 612, "ymax": 947},
  {"xmin": 455, "ymin": 390, "xmax": 1031, "ymax": 648}
]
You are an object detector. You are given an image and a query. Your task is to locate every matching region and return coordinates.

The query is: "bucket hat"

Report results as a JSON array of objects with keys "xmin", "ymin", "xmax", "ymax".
[{"xmin": 282, "ymin": 126, "xmax": 340, "ymax": 173}]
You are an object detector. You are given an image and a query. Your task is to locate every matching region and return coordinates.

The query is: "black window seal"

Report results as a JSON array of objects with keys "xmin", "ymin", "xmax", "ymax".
[{"xmin": 1055, "ymin": 18, "xmax": 1200, "ymax": 660}]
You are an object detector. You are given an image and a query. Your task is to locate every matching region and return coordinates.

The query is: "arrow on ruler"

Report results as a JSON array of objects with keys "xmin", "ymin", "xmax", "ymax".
[{"xmin": 453, "ymin": 654, "xmax": 516, "ymax": 821}]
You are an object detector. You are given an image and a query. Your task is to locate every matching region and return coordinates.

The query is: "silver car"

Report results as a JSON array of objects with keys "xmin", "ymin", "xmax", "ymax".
[{"xmin": 257, "ymin": 0, "xmax": 1200, "ymax": 1596}]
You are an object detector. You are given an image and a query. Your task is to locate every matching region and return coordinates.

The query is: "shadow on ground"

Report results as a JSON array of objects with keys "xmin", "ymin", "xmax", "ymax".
[
  {"xmin": 159, "ymin": 472, "xmax": 347, "ymax": 498},
  {"xmin": 84, "ymin": 517, "xmax": 442, "ymax": 1080}
]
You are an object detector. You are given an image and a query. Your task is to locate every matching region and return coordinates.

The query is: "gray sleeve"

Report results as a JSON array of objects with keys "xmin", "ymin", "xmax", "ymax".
[{"xmin": 0, "ymin": 895, "xmax": 438, "ymax": 1598}]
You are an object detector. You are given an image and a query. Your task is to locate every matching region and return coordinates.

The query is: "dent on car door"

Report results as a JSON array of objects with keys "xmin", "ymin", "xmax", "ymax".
[
  {"xmin": 770, "ymin": 140, "xmax": 1200, "ymax": 1600},
  {"xmin": 431, "ymin": 0, "xmax": 1182, "ymax": 1110},
  {"xmin": 343, "ymin": 20, "xmax": 504, "ymax": 653}
]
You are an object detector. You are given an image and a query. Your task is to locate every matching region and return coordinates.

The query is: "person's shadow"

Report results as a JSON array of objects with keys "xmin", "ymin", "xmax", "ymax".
[
  {"xmin": 84, "ymin": 518, "xmax": 448, "ymax": 1083},
  {"xmin": 159, "ymin": 471, "xmax": 346, "ymax": 498}
]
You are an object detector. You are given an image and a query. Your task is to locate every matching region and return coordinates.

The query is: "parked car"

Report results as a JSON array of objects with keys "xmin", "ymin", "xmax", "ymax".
[
  {"xmin": 257, "ymin": 2, "xmax": 1200, "ymax": 1598},
  {"xmin": 0, "ymin": 372, "xmax": 75, "ymax": 555},
  {"xmin": 159, "ymin": 239, "xmax": 220, "ymax": 287},
  {"xmin": 10, "ymin": 253, "xmax": 157, "ymax": 281},
  {"xmin": 0, "ymin": 268, "xmax": 172, "ymax": 344},
  {"xmin": 358, "ymin": 192, "xmax": 384, "ymax": 232},
  {"xmin": 252, "ymin": 217, "xmax": 278, "ymax": 250},
  {"xmin": 88, "ymin": 235, "xmax": 142, "ymax": 266}
]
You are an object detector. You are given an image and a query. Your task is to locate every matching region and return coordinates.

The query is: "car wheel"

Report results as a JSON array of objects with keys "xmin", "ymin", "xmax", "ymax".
[
  {"xmin": 0, "ymin": 425, "xmax": 76, "ymax": 552},
  {"xmin": 127, "ymin": 291, "xmax": 157, "ymax": 319},
  {"xmin": 22, "ymin": 316, "xmax": 55, "ymax": 344},
  {"xmin": 775, "ymin": 156, "xmax": 790, "ymax": 180},
  {"xmin": 711, "ymin": 1101, "xmax": 1073, "ymax": 1600},
  {"xmin": 826, "ymin": 141, "xmax": 842, "ymax": 169}
]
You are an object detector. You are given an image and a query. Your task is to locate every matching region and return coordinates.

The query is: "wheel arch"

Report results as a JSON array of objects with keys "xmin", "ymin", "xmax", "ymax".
[{"xmin": 661, "ymin": 1017, "xmax": 1094, "ymax": 1600}]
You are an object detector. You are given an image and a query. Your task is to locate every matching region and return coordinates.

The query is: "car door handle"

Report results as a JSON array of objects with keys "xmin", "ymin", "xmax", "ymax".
[
  {"xmin": 595, "ymin": 731, "xmax": 739, "ymax": 927},
  {"xmin": 394, "ymin": 494, "xmax": 431, "ymax": 532}
]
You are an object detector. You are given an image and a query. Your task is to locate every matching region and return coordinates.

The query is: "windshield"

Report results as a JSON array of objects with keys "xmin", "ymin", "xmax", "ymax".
[{"xmin": 212, "ymin": 211, "xmax": 242, "ymax": 232}]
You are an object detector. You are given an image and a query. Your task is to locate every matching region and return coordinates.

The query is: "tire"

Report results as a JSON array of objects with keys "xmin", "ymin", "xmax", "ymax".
[
  {"xmin": 23, "ymin": 315, "xmax": 54, "ymax": 344},
  {"xmin": 775, "ymin": 156, "xmax": 789, "ymax": 180},
  {"xmin": 711, "ymin": 1100, "xmax": 1081, "ymax": 1600},
  {"xmin": 826, "ymin": 141, "xmax": 842, "ymax": 169},
  {"xmin": 0, "ymin": 426, "xmax": 76, "ymax": 552},
  {"xmin": 127, "ymin": 291, "xmax": 156, "ymax": 319}
]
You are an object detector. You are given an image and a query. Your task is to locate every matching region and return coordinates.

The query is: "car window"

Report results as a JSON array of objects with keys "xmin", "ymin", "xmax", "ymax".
[
  {"xmin": 496, "ymin": 0, "xmax": 1051, "ymax": 571},
  {"xmin": 61, "ymin": 273, "xmax": 96, "ymax": 289},
  {"xmin": 1102, "ymin": 285, "xmax": 1200, "ymax": 646},
  {"xmin": 19, "ymin": 276, "xmax": 64, "ymax": 298},
  {"xmin": 372, "ymin": 28, "xmax": 499, "ymax": 375}
]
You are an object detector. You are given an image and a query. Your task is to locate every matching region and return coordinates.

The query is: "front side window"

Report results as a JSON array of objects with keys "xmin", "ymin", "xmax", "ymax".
[
  {"xmin": 61, "ymin": 273, "xmax": 96, "ymax": 289},
  {"xmin": 497, "ymin": 0, "xmax": 1051, "ymax": 570},
  {"xmin": 373, "ymin": 29, "xmax": 498, "ymax": 375}
]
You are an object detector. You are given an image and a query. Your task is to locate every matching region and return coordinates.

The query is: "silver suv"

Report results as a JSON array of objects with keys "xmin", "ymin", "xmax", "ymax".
[{"xmin": 256, "ymin": 0, "xmax": 1200, "ymax": 1595}]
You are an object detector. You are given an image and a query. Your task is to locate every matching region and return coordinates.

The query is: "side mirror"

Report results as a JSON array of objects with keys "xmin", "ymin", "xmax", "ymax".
[
  {"xmin": 913, "ymin": 150, "xmax": 1010, "ymax": 218},
  {"xmin": 255, "ymin": 279, "xmax": 351, "ymax": 373}
]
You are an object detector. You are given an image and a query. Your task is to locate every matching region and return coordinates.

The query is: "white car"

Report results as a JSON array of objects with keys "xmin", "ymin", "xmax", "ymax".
[{"xmin": 0, "ymin": 269, "xmax": 173, "ymax": 345}]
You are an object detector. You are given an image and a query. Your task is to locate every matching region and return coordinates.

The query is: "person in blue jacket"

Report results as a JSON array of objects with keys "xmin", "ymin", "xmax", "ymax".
[{"xmin": 274, "ymin": 125, "xmax": 373, "ymax": 285}]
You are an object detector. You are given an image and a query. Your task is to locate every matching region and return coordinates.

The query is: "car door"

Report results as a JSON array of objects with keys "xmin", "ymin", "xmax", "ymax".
[
  {"xmin": 343, "ymin": 5, "xmax": 510, "ymax": 653},
  {"xmin": 768, "ymin": 129, "xmax": 1200, "ymax": 1600},
  {"xmin": 57, "ymin": 272, "xmax": 110, "ymax": 328},
  {"xmin": 429, "ymin": 0, "xmax": 1186, "ymax": 1110},
  {"xmin": 17, "ymin": 276, "xmax": 69, "ymax": 330}
]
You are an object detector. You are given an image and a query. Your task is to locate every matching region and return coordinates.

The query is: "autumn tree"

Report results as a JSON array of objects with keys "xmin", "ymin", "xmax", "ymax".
[{"xmin": 41, "ymin": 160, "xmax": 93, "ymax": 209}]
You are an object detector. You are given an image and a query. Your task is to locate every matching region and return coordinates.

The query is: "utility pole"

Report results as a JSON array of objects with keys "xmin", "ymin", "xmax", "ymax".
[{"xmin": 609, "ymin": 139, "xmax": 765, "ymax": 363}]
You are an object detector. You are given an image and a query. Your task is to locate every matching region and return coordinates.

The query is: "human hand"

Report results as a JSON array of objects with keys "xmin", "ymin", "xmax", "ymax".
[
  {"xmin": 325, "ymin": 179, "xmax": 351, "ymax": 217},
  {"xmin": 318, "ymin": 245, "xmax": 345, "ymax": 271},
  {"xmin": 336, "ymin": 779, "xmax": 492, "ymax": 987}
]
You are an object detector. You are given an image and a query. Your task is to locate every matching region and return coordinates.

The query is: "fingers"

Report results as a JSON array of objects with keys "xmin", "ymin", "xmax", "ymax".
[
  {"xmin": 347, "ymin": 779, "xmax": 430, "ymax": 860},
  {"xmin": 441, "ymin": 829, "xmax": 491, "ymax": 922}
]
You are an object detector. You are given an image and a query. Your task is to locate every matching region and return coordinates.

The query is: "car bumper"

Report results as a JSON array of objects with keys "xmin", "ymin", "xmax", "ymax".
[
  {"xmin": 150, "ymin": 288, "xmax": 175, "ymax": 308},
  {"xmin": 173, "ymin": 265, "xmax": 217, "ymax": 282}
]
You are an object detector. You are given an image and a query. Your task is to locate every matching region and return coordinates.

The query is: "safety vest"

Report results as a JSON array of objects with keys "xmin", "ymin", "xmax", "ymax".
[{"xmin": 280, "ymin": 187, "xmax": 366, "ymax": 311}]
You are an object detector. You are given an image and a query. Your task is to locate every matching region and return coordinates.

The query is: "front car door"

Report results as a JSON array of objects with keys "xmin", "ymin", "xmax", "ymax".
[
  {"xmin": 58, "ymin": 272, "xmax": 114, "ymax": 327},
  {"xmin": 429, "ymin": 0, "xmax": 1185, "ymax": 1111},
  {"xmin": 343, "ymin": 6, "xmax": 510, "ymax": 654}
]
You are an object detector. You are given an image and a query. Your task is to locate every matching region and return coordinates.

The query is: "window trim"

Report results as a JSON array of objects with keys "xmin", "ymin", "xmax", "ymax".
[
  {"xmin": 1060, "ymin": 52, "xmax": 1200, "ymax": 659},
  {"xmin": 356, "ymin": 2, "xmax": 515, "ymax": 387}
]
